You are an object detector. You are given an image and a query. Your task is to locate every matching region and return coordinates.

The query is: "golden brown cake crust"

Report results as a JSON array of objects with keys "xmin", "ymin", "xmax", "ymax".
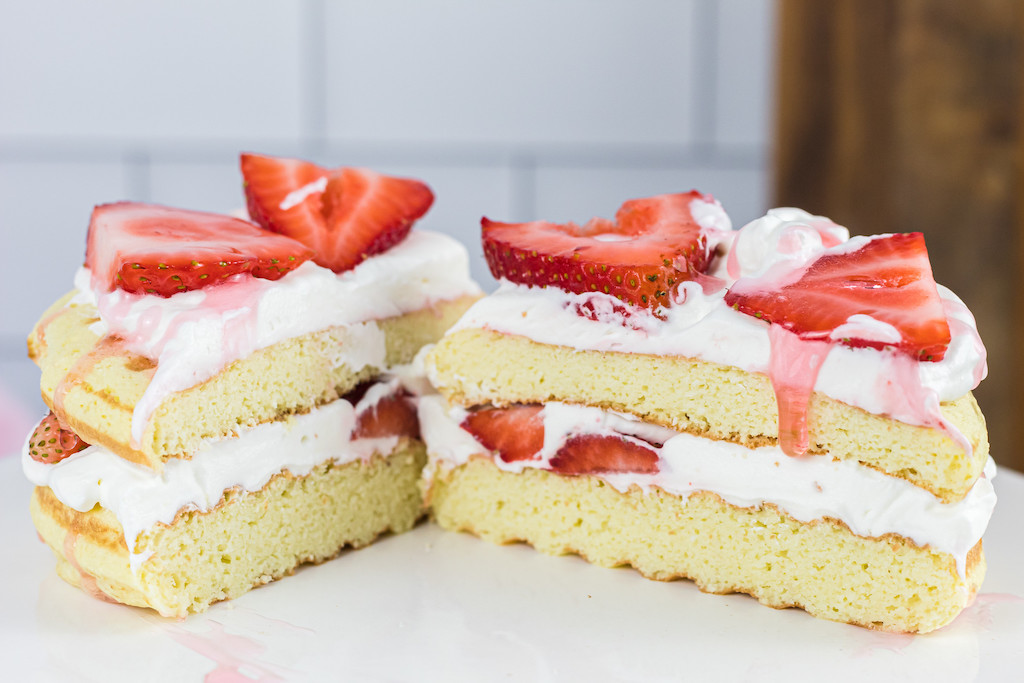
[
  {"xmin": 428, "ymin": 327, "xmax": 989, "ymax": 502},
  {"xmin": 31, "ymin": 440, "xmax": 428, "ymax": 617},
  {"xmin": 29, "ymin": 293, "xmax": 477, "ymax": 469},
  {"xmin": 424, "ymin": 457, "xmax": 984, "ymax": 634}
]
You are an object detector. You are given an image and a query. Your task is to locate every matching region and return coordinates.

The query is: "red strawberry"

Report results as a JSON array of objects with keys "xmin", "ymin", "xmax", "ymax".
[
  {"xmin": 461, "ymin": 405, "xmax": 546, "ymax": 463},
  {"xmin": 482, "ymin": 191, "xmax": 714, "ymax": 311},
  {"xmin": 27, "ymin": 412, "xmax": 88, "ymax": 464},
  {"xmin": 240, "ymin": 153, "xmax": 434, "ymax": 273},
  {"xmin": 725, "ymin": 233, "xmax": 951, "ymax": 361},
  {"xmin": 549, "ymin": 434, "xmax": 659, "ymax": 475},
  {"xmin": 353, "ymin": 390, "xmax": 420, "ymax": 440},
  {"xmin": 85, "ymin": 202, "xmax": 315, "ymax": 297}
]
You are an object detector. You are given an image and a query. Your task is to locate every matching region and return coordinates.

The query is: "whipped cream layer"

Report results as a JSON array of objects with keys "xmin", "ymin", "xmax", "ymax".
[
  {"xmin": 69, "ymin": 230, "xmax": 480, "ymax": 444},
  {"xmin": 24, "ymin": 381, "xmax": 411, "ymax": 572},
  {"xmin": 419, "ymin": 396, "xmax": 997, "ymax": 578},
  {"xmin": 446, "ymin": 210, "xmax": 987, "ymax": 427}
]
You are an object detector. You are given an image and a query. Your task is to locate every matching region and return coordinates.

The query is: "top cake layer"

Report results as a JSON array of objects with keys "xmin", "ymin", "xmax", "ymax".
[{"xmin": 427, "ymin": 206, "xmax": 990, "ymax": 501}]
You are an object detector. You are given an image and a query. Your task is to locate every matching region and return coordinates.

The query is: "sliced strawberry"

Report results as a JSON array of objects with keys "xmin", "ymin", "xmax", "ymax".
[
  {"xmin": 482, "ymin": 191, "xmax": 714, "ymax": 311},
  {"xmin": 353, "ymin": 390, "xmax": 420, "ymax": 440},
  {"xmin": 725, "ymin": 233, "xmax": 951, "ymax": 361},
  {"xmin": 461, "ymin": 405, "xmax": 546, "ymax": 463},
  {"xmin": 549, "ymin": 434, "xmax": 659, "ymax": 475},
  {"xmin": 27, "ymin": 412, "xmax": 88, "ymax": 464},
  {"xmin": 85, "ymin": 202, "xmax": 315, "ymax": 297},
  {"xmin": 240, "ymin": 153, "xmax": 434, "ymax": 273}
]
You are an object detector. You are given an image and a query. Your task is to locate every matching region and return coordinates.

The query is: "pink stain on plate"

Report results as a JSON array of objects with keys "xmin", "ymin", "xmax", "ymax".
[
  {"xmin": 949, "ymin": 593, "xmax": 1024, "ymax": 633},
  {"xmin": 163, "ymin": 620, "xmax": 289, "ymax": 682}
]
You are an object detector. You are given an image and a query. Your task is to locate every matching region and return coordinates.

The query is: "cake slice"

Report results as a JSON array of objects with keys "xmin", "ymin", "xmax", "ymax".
[
  {"xmin": 422, "ymin": 199, "xmax": 996, "ymax": 633},
  {"xmin": 24, "ymin": 155, "xmax": 480, "ymax": 616}
]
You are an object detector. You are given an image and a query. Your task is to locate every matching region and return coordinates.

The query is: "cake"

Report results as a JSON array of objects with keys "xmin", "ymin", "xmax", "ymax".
[
  {"xmin": 23, "ymin": 153, "xmax": 481, "ymax": 617},
  {"xmin": 421, "ymin": 195, "xmax": 997, "ymax": 633}
]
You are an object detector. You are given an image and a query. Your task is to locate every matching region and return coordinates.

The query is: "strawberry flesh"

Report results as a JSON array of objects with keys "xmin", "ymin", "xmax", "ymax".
[
  {"xmin": 27, "ymin": 412, "xmax": 88, "ymax": 464},
  {"xmin": 353, "ymin": 389, "xmax": 420, "ymax": 440},
  {"xmin": 725, "ymin": 233, "xmax": 951, "ymax": 361},
  {"xmin": 548, "ymin": 434, "xmax": 660, "ymax": 475},
  {"xmin": 461, "ymin": 405, "xmax": 545, "ymax": 463},
  {"xmin": 85, "ymin": 202, "xmax": 315, "ymax": 297},
  {"xmin": 482, "ymin": 191, "xmax": 714, "ymax": 311},
  {"xmin": 241, "ymin": 153, "xmax": 434, "ymax": 273}
]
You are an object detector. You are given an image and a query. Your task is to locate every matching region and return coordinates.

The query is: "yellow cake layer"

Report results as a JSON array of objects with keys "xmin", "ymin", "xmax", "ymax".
[
  {"xmin": 31, "ymin": 440, "xmax": 427, "ymax": 618},
  {"xmin": 428, "ymin": 327, "xmax": 988, "ymax": 502},
  {"xmin": 28, "ymin": 292, "xmax": 476, "ymax": 469},
  {"xmin": 425, "ymin": 457, "xmax": 983, "ymax": 634}
]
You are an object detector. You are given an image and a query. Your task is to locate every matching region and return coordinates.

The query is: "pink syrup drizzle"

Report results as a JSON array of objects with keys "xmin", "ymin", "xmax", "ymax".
[
  {"xmin": 766, "ymin": 325, "xmax": 833, "ymax": 456},
  {"xmin": 852, "ymin": 630, "xmax": 916, "ymax": 658},
  {"xmin": 946, "ymin": 593, "xmax": 1024, "ymax": 633},
  {"xmin": 162, "ymin": 620, "xmax": 287, "ymax": 682},
  {"xmin": 52, "ymin": 335, "xmax": 126, "ymax": 421},
  {"xmin": 62, "ymin": 531, "xmax": 117, "ymax": 605},
  {"xmin": 34, "ymin": 307, "xmax": 70, "ymax": 352}
]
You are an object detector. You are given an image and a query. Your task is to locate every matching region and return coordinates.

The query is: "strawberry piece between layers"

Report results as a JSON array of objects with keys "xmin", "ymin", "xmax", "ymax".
[
  {"xmin": 353, "ymin": 390, "xmax": 420, "ymax": 440},
  {"xmin": 86, "ymin": 202, "xmax": 316, "ymax": 297},
  {"xmin": 461, "ymin": 405, "xmax": 546, "ymax": 463},
  {"xmin": 461, "ymin": 405, "xmax": 660, "ymax": 475},
  {"xmin": 240, "ymin": 153, "xmax": 434, "ymax": 273},
  {"xmin": 724, "ymin": 232, "xmax": 952, "ymax": 361},
  {"xmin": 482, "ymin": 191, "xmax": 714, "ymax": 311},
  {"xmin": 27, "ymin": 412, "xmax": 88, "ymax": 464}
]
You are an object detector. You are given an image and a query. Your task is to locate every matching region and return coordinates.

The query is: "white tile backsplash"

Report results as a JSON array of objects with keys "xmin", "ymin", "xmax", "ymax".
[
  {"xmin": 0, "ymin": 0, "xmax": 774, "ymax": 412},
  {"xmin": 0, "ymin": 161, "xmax": 130, "ymax": 339},
  {"xmin": 0, "ymin": 1, "xmax": 305, "ymax": 142},
  {"xmin": 324, "ymin": 0, "xmax": 698, "ymax": 146}
]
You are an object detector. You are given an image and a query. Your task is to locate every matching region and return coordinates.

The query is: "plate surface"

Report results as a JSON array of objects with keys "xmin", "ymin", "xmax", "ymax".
[{"xmin": 2, "ymin": 455, "xmax": 1023, "ymax": 682}]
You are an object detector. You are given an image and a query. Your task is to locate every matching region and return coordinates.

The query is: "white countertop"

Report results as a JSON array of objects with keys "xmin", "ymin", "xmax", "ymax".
[{"xmin": 2, "ymin": 454, "xmax": 1022, "ymax": 682}]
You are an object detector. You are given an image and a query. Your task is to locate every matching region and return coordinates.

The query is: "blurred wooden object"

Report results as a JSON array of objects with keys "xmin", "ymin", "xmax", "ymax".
[{"xmin": 775, "ymin": 0, "xmax": 1023, "ymax": 471}]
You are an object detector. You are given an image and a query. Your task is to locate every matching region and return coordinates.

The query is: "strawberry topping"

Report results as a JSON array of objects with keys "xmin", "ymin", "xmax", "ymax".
[
  {"xmin": 353, "ymin": 389, "xmax": 420, "ymax": 440},
  {"xmin": 27, "ymin": 412, "xmax": 88, "ymax": 464},
  {"xmin": 482, "ymin": 191, "xmax": 714, "ymax": 311},
  {"xmin": 725, "ymin": 233, "xmax": 952, "ymax": 361},
  {"xmin": 240, "ymin": 153, "xmax": 434, "ymax": 273},
  {"xmin": 85, "ymin": 202, "xmax": 315, "ymax": 297}
]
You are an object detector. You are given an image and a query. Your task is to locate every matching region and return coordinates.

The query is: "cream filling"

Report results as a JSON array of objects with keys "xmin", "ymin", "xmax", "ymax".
[
  {"xmin": 24, "ymin": 381, "xmax": 412, "ymax": 573},
  {"xmin": 418, "ymin": 396, "xmax": 996, "ymax": 578}
]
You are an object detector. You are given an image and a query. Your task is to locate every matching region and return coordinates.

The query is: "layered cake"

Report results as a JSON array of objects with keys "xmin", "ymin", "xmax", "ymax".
[
  {"xmin": 422, "ymin": 195, "xmax": 996, "ymax": 633},
  {"xmin": 23, "ymin": 153, "xmax": 480, "ymax": 616}
]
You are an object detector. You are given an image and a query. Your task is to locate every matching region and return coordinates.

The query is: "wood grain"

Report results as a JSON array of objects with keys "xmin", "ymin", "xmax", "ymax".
[{"xmin": 775, "ymin": 0, "xmax": 1023, "ymax": 471}]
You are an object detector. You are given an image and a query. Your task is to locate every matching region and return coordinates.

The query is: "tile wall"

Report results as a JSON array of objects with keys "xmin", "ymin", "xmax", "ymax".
[{"xmin": 0, "ymin": 0, "xmax": 775, "ymax": 448}]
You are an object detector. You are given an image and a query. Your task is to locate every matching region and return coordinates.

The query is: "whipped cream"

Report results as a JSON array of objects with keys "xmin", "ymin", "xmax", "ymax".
[
  {"xmin": 69, "ymin": 230, "xmax": 481, "ymax": 445},
  {"xmin": 419, "ymin": 397, "xmax": 996, "ymax": 578},
  {"xmin": 24, "ymin": 381, "xmax": 412, "ymax": 572},
  {"xmin": 445, "ymin": 210, "xmax": 987, "ymax": 429}
]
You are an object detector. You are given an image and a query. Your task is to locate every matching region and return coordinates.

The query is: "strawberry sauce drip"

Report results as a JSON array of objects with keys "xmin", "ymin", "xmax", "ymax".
[
  {"xmin": 880, "ymin": 352, "xmax": 972, "ymax": 457},
  {"xmin": 63, "ymin": 530, "xmax": 117, "ymax": 605},
  {"xmin": 767, "ymin": 325, "xmax": 832, "ymax": 456},
  {"xmin": 53, "ymin": 335, "xmax": 126, "ymax": 423},
  {"xmin": 34, "ymin": 307, "xmax": 71, "ymax": 353}
]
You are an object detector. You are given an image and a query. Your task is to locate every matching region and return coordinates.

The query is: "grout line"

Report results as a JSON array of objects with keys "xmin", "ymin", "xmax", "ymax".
[
  {"xmin": 123, "ymin": 149, "xmax": 151, "ymax": 201},
  {"xmin": 691, "ymin": 0, "xmax": 719, "ymax": 144},
  {"xmin": 508, "ymin": 153, "xmax": 536, "ymax": 221},
  {"xmin": 301, "ymin": 0, "xmax": 328, "ymax": 153}
]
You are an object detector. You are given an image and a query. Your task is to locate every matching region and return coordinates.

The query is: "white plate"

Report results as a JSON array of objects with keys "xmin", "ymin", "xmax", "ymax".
[{"xmin": 2, "ymin": 455, "xmax": 1023, "ymax": 682}]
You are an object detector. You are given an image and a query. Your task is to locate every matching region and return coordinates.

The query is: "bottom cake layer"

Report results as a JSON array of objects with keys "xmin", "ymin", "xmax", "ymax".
[
  {"xmin": 424, "ymin": 457, "xmax": 984, "ymax": 633},
  {"xmin": 31, "ymin": 440, "xmax": 427, "ymax": 617}
]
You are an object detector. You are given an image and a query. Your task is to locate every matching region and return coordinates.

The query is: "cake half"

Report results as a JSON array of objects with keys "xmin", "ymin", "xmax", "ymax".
[
  {"xmin": 422, "ymin": 199, "xmax": 996, "ymax": 633},
  {"xmin": 23, "ymin": 155, "xmax": 480, "ymax": 616}
]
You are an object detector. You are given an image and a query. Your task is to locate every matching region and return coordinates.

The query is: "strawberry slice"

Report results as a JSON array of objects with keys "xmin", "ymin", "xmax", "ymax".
[
  {"xmin": 461, "ymin": 405, "xmax": 546, "ymax": 463},
  {"xmin": 27, "ymin": 412, "xmax": 88, "ymax": 464},
  {"xmin": 482, "ymin": 191, "xmax": 715, "ymax": 310},
  {"xmin": 240, "ymin": 153, "xmax": 434, "ymax": 273},
  {"xmin": 85, "ymin": 202, "xmax": 315, "ymax": 297},
  {"xmin": 353, "ymin": 389, "xmax": 420, "ymax": 440},
  {"xmin": 549, "ymin": 434, "xmax": 659, "ymax": 475},
  {"xmin": 725, "ymin": 233, "xmax": 951, "ymax": 361}
]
